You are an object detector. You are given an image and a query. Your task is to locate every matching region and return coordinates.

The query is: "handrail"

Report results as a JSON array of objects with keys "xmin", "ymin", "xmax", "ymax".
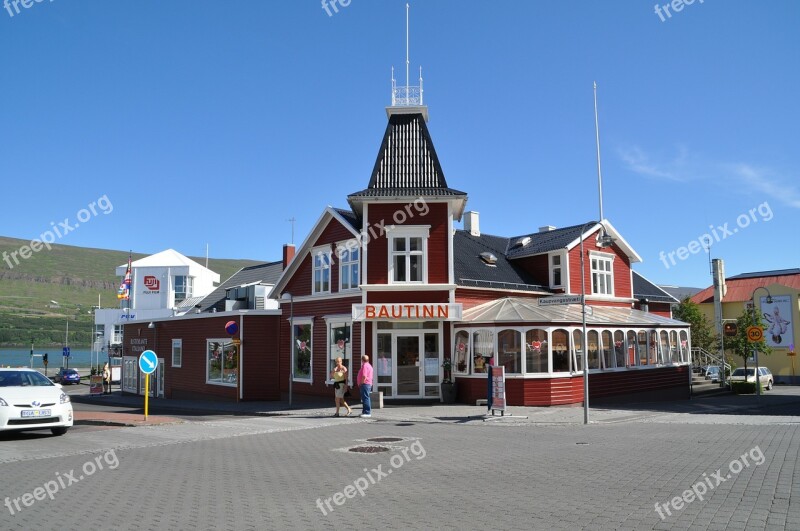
[{"xmin": 691, "ymin": 346, "xmax": 731, "ymax": 373}]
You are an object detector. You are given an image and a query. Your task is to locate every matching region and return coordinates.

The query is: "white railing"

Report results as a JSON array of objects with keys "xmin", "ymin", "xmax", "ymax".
[
  {"xmin": 391, "ymin": 85, "xmax": 423, "ymax": 106},
  {"xmin": 691, "ymin": 347, "xmax": 731, "ymax": 374}
]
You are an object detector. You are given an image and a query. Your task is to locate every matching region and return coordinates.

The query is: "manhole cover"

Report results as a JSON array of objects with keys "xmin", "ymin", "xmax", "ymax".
[
  {"xmin": 366, "ymin": 437, "xmax": 404, "ymax": 443},
  {"xmin": 395, "ymin": 422, "xmax": 414, "ymax": 426},
  {"xmin": 348, "ymin": 446, "xmax": 391, "ymax": 454}
]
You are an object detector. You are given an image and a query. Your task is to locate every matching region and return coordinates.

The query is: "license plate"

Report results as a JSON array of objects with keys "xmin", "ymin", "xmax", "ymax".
[{"xmin": 21, "ymin": 409, "xmax": 51, "ymax": 418}]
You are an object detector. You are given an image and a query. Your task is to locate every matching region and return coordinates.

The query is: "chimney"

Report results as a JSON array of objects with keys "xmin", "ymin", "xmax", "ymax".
[
  {"xmin": 464, "ymin": 211, "xmax": 480, "ymax": 237},
  {"xmin": 282, "ymin": 244, "xmax": 296, "ymax": 270},
  {"xmin": 538, "ymin": 225, "xmax": 556, "ymax": 232}
]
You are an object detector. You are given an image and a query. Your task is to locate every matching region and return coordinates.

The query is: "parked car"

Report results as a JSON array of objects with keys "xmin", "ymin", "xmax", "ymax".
[
  {"xmin": 54, "ymin": 368, "xmax": 81, "ymax": 385},
  {"xmin": 704, "ymin": 366, "xmax": 721, "ymax": 382},
  {"xmin": 729, "ymin": 367, "xmax": 773, "ymax": 390},
  {"xmin": 0, "ymin": 368, "xmax": 73, "ymax": 436}
]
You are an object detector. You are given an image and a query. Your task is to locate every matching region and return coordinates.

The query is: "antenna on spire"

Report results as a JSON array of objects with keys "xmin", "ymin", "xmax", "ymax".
[
  {"xmin": 390, "ymin": 3, "xmax": 423, "ymax": 109},
  {"xmin": 287, "ymin": 217, "xmax": 296, "ymax": 244},
  {"xmin": 593, "ymin": 81, "xmax": 605, "ymax": 223}
]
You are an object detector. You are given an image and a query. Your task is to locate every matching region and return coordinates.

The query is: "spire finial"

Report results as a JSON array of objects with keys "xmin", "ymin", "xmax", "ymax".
[{"xmin": 390, "ymin": 3, "xmax": 423, "ymax": 108}]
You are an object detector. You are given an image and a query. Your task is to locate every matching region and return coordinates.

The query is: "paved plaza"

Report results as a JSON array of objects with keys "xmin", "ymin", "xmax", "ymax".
[{"xmin": 1, "ymin": 389, "xmax": 798, "ymax": 530}]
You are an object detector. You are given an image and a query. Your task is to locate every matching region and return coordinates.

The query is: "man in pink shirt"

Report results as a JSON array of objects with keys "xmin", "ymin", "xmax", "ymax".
[{"xmin": 357, "ymin": 354, "xmax": 374, "ymax": 417}]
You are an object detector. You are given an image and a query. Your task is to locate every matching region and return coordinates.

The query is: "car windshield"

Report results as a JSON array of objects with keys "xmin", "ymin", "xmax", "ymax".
[
  {"xmin": 0, "ymin": 371, "xmax": 55, "ymax": 387},
  {"xmin": 732, "ymin": 368, "xmax": 754, "ymax": 376}
]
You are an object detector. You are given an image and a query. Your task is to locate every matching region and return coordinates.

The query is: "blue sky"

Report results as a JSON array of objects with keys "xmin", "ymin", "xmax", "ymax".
[{"xmin": 1, "ymin": 0, "xmax": 797, "ymax": 289}]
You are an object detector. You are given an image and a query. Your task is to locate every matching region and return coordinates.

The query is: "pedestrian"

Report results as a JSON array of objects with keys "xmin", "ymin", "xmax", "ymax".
[
  {"xmin": 102, "ymin": 363, "xmax": 111, "ymax": 394},
  {"xmin": 357, "ymin": 354, "xmax": 373, "ymax": 418},
  {"xmin": 330, "ymin": 357, "xmax": 352, "ymax": 417}
]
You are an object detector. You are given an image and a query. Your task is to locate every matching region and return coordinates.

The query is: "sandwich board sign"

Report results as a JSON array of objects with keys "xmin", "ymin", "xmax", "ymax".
[{"xmin": 487, "ymin": 365, "xmax": 507, "ymax": 415}]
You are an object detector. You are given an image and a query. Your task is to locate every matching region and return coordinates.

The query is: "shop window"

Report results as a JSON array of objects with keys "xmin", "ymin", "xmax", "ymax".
[
  {"xmin": 526, "ymin": 329, "xmax": 549, "ymax": 373},
  {"xmin": 498, "ymin": 329, "xmax": 522, "ymax": 374},
  {"xmin": 174, "ymin": 275, "xmax": 194, "ymax": 304},
  {"xmin": 387, "ymin": 226, "xmax": 429, "ymax": 284},
  {"xmin": 293, "ymin": 322, "xmax": 312, "ymax": 381},
  {"xmin": 613, "ymin": 330, "xmax": 626, "ymax": 368},
  {"xmin": 338, "ymin": 244, "xmax": 359, "ymax": 291},
  {"xmin": 679, "ymin": 330, "xmax": 690, "ymax": 362},
  {"xmin": 553, "ymin": 328, "xmax": 571, "ymax": 372},
  {"xmin": 587, "ymin": 330, "xmax": 600, "ymax": 369},
  {"xmin": 312, "ymin": 246, "xmax": 331, "ymax": 295},
  {"xmin": 328, "ymin": 322, "xmax": 351, "ymax": 378},
  {"xmin": 601, "ymin": 330, "xmax": 613, "ymax": 369},
  {"xmin": 207, "ymin": 339, "xmax": 237, "ymax": 386},
  {"xmin": 171, "ymin": 339, "xmax": 182, "ymax": 368},
  {"xmin": 453, "ymin": 330, "xmax": 470, "ymax": 375},
  {"xmin": 376, "ymin": 333, "xmax": 392, "ymax": 397},
  {"xmin": 550, "ymin": 253, "xmax": 564, "ymax": 288},
  {"xmin": 572, "ymin": 329, "xmax": 584, "ymax": 372},
  {"xmin": 590, "ymin": 252, "xmax": 614, "ymax": 296},
  {"xmin": 650, "ymin": 331, "xmax": 659, "ymax": 364},
  {"xmin": 472, "ymin": 329, "xmax": 494, "ymax": 374},
  {"xmin": 627, "ymin": 330, "xmax": 638, "ymax": 367}
]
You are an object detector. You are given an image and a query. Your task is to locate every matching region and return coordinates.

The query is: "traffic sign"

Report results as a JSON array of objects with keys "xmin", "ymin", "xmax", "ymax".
[
  {"xmin": 538, "ymin": 295, "xmax": 582, "ymax": 306},
  {"xmin": 62, "ymin": 347, "xmax": 70, "ymax": 357},
  {"xmin": 139, "ymin": 350, "xmax": 158, "ymax": 375},
  {"xmin": 746, "ymin": 326, "xmax": 764, "ymax": 343}
]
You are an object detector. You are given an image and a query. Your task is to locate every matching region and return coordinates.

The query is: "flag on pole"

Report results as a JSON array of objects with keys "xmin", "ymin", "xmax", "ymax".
[{"xmin": 117, "ymin": 255, "xmax": 132, "ymax": 300}]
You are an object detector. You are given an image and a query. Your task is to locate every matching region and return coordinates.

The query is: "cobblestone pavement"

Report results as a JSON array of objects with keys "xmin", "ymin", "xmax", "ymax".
[{"xmin": 1, "ymin": 391, "xmax": 798, "ymax": 530}]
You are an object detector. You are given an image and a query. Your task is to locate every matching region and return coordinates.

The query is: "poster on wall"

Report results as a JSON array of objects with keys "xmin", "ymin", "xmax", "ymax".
[{"xmin": 760, "ymin": 295, "xmax": 793, "ymax": 348}]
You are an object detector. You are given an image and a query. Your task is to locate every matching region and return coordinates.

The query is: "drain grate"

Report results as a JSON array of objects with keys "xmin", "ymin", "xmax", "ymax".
[
  {"xmin": 366, "ymin": 437, "xmax": 404, "ymax": 443},
  {"xmin": 348, "ymin": 445, "xmax": 391, "ymax": 454}
]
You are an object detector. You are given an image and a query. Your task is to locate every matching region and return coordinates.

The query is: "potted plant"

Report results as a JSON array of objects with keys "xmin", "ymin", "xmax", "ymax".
[{"xmin": 440, "ymin": 358, "xmax": 457, "ymax": 403}]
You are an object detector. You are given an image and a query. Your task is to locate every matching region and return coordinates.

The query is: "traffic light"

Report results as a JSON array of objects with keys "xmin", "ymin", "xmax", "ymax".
[{"xmin": 43, "ymin": 353, "xmax": 48, "ymax": 364}]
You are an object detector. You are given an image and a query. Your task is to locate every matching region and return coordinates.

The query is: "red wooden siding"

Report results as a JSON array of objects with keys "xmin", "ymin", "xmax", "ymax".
[
  {"xmin": 512, "ymin": 255, "xmax": 550, "ymax": 290},
  {"xmin": 366, "ymin": 202, "xmax": 449, "ymax": 285},
  {"xmin": 567, "ymin": 232, "xmax": 633, "ymax": 300},
  {"xmin": 367, "ymin": 291, "xmax": 450, "ymax": 304}
]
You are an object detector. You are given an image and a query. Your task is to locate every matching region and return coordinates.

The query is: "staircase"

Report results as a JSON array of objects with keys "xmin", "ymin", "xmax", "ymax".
[{"xmin": 691, "ymin": 347, "xmax": 731, "ymax": 396}]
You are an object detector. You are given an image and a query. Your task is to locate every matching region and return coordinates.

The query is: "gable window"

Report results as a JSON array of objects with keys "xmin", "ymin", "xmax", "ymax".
[
  {"xmin": 387, "ymin": 226, "xmax": 429, "ymax": 284},
  {"xmin": 338, "ymin": 243, "xmax": 359, "ymax": 291},
  {"xmin": 312, "ymin": 246, "xmax": 331, "ymax": 294},
  {"xmin": 174, "ymin": 276, "xmax": 194, "ymax": 304},
  {"xmin": 590, "ymin": 252, "xmax": 614, "ymax": 296},
  {"xmin": 550, "ymin": 253, "xmax": 564, "ymax": 288}
]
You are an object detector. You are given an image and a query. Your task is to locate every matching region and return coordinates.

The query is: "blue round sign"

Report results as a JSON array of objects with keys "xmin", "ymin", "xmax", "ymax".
[{"xmin": 139, "ymin": 350, "xmax": 158, "ymax": 375}]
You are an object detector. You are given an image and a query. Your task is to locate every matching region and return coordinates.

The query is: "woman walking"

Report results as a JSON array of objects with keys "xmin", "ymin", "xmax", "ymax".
[{"xmin": 330, "ymin": 357, "xmax": 352, "ymax": 417}]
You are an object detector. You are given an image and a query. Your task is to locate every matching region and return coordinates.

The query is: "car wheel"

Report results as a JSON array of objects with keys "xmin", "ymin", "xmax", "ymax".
[
  {"xmin": 766, "ymin": 379, "xmax": 773, "ymax": 390},
  {"xmin": 51, "ymin": 427, "xmax": 68, "ymax": 436}
]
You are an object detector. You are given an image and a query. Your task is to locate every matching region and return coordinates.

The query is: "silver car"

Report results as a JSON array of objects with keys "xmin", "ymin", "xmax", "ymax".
[{"xmin": 729, "ymin": 367, "xmax": 773, "ymax": 390}]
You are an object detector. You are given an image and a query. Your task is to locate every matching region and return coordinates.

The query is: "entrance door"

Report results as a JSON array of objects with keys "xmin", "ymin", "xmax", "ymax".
[{"xmin": 396, "ymin": 335, "xmax": 422, "ymax": 397}]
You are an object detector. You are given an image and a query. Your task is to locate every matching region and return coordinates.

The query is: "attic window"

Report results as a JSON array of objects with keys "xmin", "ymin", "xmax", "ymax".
[
  {"xmin": 511, "ymin": 236, "xmax": 531, "ymax": 249},
  {"xmin": 480, "ymin": 252, "xmax": 497, "ymax": 265}
]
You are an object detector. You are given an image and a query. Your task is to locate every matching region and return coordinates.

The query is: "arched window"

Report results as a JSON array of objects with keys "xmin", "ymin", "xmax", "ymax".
[
  {"xmin": 453, "ymin": 330, "xmax": 469, "ymax": 375},
  {"xmin": 526, "ymin": 329, "xmax": 549, "ymax": 373},
  {"xmin": 627, "ymin": 330, "xmax": 638, "ymax": 367},
  {"xmin": 587, "ymin": 330, "xmax": 600, "ymax": 369},
  {"xmin": 660, "ymin": 331, "xmax": 670, "ymax": 364},
  {"xmin": 572, "ymin": 329, "xmax": 584, "ymax": 372},
  {"xmin": 614, "ymin": 330, "xmax": 626, "ymax": 368},
  {"xmin": 601, "ymin": 330, "xmax": 614, "ymax": 369},
  {"xmin": 649, "ymin": 331, "xmax": 659, "ymax": 365},
  {"xmin": 638, "ymin": 331, "xmax": 648, "ymax": 366},
  {"xmin": 669, "ymin": 330, "xmax": 680, "ymax": 363},
  {"xmin": 679, "ymin": 330, "xmax": 690, "ymax": 362},
  {"xmin": 498, "ymin": 329, "xmax": 522, "ymax": 374},
  {"xmin": 472, "ymin": 329, "xmax": 494, "ymax": 374}
]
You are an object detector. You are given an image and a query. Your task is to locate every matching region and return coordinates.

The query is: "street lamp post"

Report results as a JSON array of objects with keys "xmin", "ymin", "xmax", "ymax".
[
  {"xmin": 749, "ymin": 287, "xmax": 773, "ymax": 399},
  {"xmin": 281, "ymin": 292, "xmax": 294, "ymax": 407}
]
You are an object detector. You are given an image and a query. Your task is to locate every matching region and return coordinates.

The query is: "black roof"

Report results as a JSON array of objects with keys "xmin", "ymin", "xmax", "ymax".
[
  {"xmin": 659, "ymin": 285, "xmax": 702, "ymax": 301},
  {"xmin": 453, "ymin": 230, "xmax": 551, "ymax": 293},
  {"xmin": 728, "ymin": 268, "xmax": 800, "ymax": 280},
  {"xmin": 632, "ymin": 271, "xmax": 680, "ymax": 304},
  {"xmin": 348, "ymin": 112, "xmax": 467, "ymax": 200},
  {"xmin": 505, "ymin": 222, "xmax": 597, "ymax": 259},
  {"xmin": 332, "ymin": 208, "xmax": 362, "ymax": 232},
  {"xmin": 197, "ymin": 261, "xmax": 283, "ymax": 312}
]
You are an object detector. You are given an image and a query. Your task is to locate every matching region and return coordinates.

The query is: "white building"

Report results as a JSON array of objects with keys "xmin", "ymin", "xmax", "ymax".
[{"xmin": 94, "ymin": 249, "xmax": 220, "ymax": 355}]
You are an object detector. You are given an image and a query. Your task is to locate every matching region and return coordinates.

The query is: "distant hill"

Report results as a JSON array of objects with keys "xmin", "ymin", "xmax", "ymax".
[{"xmin": 0, "ymin": 236, "xmax": 263, "ymax": 347}]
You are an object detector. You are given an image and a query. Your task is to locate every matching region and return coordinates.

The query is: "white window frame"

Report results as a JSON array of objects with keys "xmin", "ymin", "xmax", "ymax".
[
  {"xmin": 174, "ymin": 275, "xmax": 194, "ymax": 303},
  {"xmin": 311, "ymin": 245, "xmax": 332, "ymax": 295},
  {"xmin": 589, "ymin": 251, "xmax": 614, "ymax": 296},
  {"xmin": 337, "ymin": 240, "xmax": 360, "ymax": 292},
  {"xmin": 291, "ymin": 318, "xmax": 314, "ymax": 383},
  {"xmin": 171, "ymin": 338, "xmax": 182, "ymax": 368},
  {"xmin": 549, "ymin": 251, "xmax": 565, "ymax": 289},
  {"xmin": 206, "ymin": 338, "xmax": 238, "ymax": 387},
  {"xmin": 386, "ymin": 225, "xmax": 430, "ymax": 284},
  {"xmin": 327, "ymin": 319, "xmax": 353, "ymax": 384}
]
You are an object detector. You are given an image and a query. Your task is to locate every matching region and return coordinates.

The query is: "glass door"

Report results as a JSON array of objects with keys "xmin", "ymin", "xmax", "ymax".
[{"xmin": 396, "ymin": 335, "xmax": 421, "ymax": 397}]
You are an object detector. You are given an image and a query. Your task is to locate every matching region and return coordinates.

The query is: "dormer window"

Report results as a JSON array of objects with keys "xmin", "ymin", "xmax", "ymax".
[
  {"xmin": 550, "ymin": 253, "xmax": 564, "ymax": 288},
  {"xmin": 387, "ymin": 226, "xmax": 429, "ymax": 284},
  {"xmin": 590, "ymin": 251, "xmax": 614, "ymax": 296},
  {"xmin": 480, "ymin": 252, "xmax": 497, "ymax": 265}
]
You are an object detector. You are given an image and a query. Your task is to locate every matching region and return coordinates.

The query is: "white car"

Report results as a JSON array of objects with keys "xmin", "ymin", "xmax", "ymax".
[
  {"xmin": 0, "ymin": 368, "xmax": 73, "ymax": 436},
  {"xmin": 729, "ymin": 367, "xmax": 774, "ymax": 390}
]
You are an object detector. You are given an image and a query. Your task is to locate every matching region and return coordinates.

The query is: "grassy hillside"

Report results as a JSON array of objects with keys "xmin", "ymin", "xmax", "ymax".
[{"xmin": 0, "ymin": 236, "xmax": 262, "ymax": 347}]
